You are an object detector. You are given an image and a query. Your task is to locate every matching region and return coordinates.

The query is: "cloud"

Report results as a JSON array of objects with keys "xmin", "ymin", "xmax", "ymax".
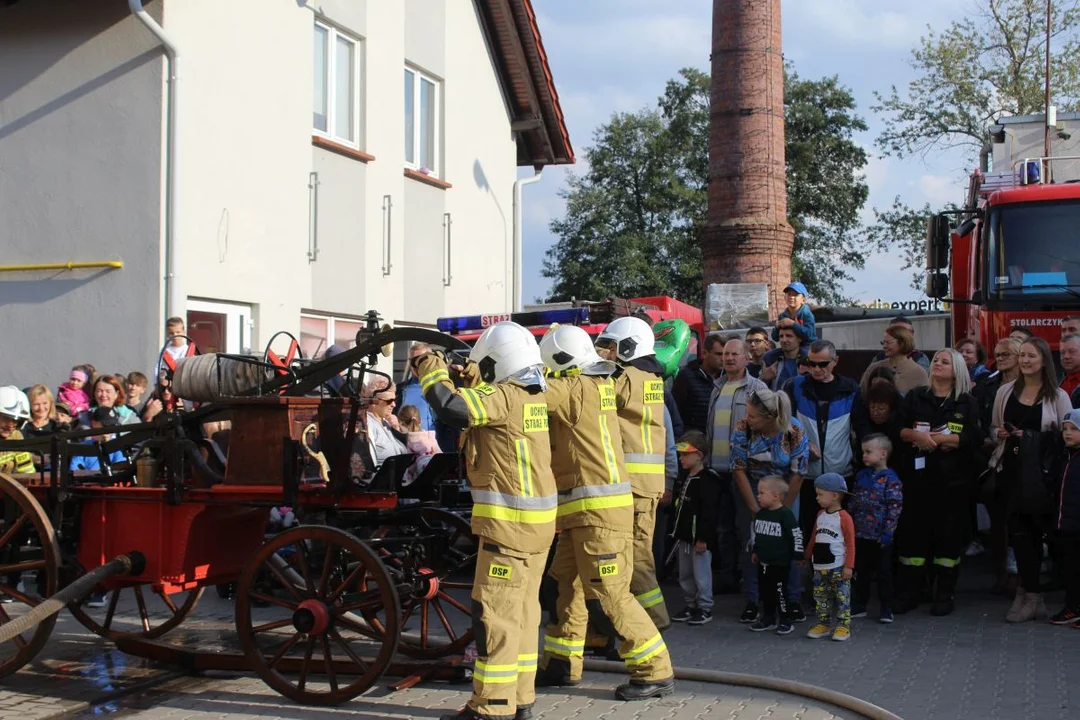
[
  {"xmin": 783, "ymin": 0, "xmax": 968, "ymax": 51},
  {"xmin": 916, "ymin": 173, "xmax": 961, "ymax": 205}
]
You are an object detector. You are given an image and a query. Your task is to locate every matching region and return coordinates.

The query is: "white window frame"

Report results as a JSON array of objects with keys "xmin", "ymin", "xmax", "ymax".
[
  {"xmin": 313, "ymin": 20, "xmax": 363, "ymax": 149},
  {"xmin": 299, "ymin": 313, "xmax": 365, "ymax": 358},
  {"xmin": 404, "ymin": 65, "xmax": 441, "ymax": 177}
]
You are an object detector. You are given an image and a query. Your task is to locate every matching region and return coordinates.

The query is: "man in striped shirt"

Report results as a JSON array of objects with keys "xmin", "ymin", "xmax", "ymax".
[{"xmin": 706, "ymin": 339, "xmax": 767, "ymax": 592}]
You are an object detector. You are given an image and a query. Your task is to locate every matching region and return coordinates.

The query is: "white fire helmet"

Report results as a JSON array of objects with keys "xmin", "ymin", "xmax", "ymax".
[
  {"xmin": 0, "ymin": 386, "xmax": 30, "ymax": 421},
  {"xmin": 596, "ymin": 316, "xmax": 656, "ymax": 362},
  {"xmin": 469, "ymin": 321, "xmax": 543, "ymax": 384},
  {"xmin": 540, "ymin": 324, "xmax": 614, "ymax": 375}
]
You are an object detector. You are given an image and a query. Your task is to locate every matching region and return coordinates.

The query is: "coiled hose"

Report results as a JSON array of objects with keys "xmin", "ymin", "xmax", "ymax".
[{"xmin": 582, "ymin": 659, "xmax": 903, "ymax": 720}]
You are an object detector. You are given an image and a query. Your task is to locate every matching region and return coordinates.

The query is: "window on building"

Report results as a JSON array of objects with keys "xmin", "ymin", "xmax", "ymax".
[
  {"xmin": 404, "ymin": 67, "xmax": 440, "ymax": 175},
  {"xmin": 313, "ymin": 21, "xmax": 361, "ymax": 146},
  {"xmin": 300, "ymin": 314, "xmax": 363, "ymax": 359}
]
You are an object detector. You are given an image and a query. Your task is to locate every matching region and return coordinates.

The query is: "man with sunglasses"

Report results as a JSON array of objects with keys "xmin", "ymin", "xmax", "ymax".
[{"xmin": 783, "ymin": 340, "xmax": 870, "ymax": 617}]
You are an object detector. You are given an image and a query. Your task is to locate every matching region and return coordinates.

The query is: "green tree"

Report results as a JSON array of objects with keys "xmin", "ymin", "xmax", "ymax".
[
  {"xmin": 865, "ymin": 197, "xmax": 936, "ymax": 292},
  {"xmin": 542, "ymin": 67, "xmax": 869, "ymax": 304},
  {"xmin": 873, "ymin": 0, "xmax": 1080, "ymax": 158}
]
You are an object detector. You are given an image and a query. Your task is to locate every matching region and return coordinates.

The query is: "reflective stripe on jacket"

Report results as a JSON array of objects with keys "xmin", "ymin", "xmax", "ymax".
[
  {"xmin": 614, "ymin": 366, "xmax": 667, "ymax": 498},
  {"xmin": 545, "ymin": 374, "xmax": 634, "ymax": 531}
]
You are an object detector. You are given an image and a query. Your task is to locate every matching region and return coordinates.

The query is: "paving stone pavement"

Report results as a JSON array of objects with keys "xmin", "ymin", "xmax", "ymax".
[{"xmin": 0, "ymin": 558, "xmax": 1074, "ymax": 719}]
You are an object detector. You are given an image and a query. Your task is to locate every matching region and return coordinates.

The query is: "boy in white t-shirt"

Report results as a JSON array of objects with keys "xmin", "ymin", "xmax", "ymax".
[{"xmin": 804, "ymin": 473, "xmax": 856, "ymax": 642}]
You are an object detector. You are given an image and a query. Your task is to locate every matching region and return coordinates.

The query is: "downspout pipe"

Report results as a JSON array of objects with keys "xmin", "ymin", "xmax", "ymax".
[
  {"xmin": 512, "ymin": 167, "xmax": 543, "ymax": 311},
  {"xmin": 129, "ymin": 0, "xmax": 182, "ymax": 324},
  {"xmin": 979, "ymin": 141, "xmax": 992, "ymax": 173}
]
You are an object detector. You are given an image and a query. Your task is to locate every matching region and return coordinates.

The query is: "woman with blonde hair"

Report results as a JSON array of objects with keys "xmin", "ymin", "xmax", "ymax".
[
  {"xmin": 23, "ymin": 384, "xmax": 61, "ymax": 436},
  {"xmin": 730, "ymin": 388, "xmax": 811, "ymax": 623},
  {"xmin": 861, "ymin": 326, "xmax": 930, "ymax": 396},
  {"xmin": 894, "ymin": 349, "xmax": 982, "ymax": 617},
  {"xmin": 362, "ymin": 376, "xmax": 408, "ymax": 468}
]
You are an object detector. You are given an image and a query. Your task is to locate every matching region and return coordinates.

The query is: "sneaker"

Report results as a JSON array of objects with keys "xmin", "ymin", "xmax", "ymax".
[
  {"xmin": 0, "ymin": 596, "xmax": 12, "ymax": 604},
  {"xmin": 739, "ymin": 601, "xmax": 760, "ymax": 624},
  {"xmin": 688, "ymin": 609, "xmax": 713, "ymax": 626},
  {"xmin": 831, "ymin": 626, "xmax": 851, "ymax": 642},
  {"xmin": 879, "ymin": 607, "xmax": 894, "ymax": 624},
  {"xmin": 85, "ymin": 593, "xmax": 108, "ymax": 609},
  {"xmin": 806, "ymin": 623, "xmax": 831, "ymax": 639},
  {"xmin": 1049, "ymin": 607, "xmax": 1080, "ymax": 625},
  {"xmin": 750, "ymin": 617, "xmax": 778, "ymax": 632},
  {"xmin": 851, "ymin": 606, "xmax": 868, "ymax": 618},
  {"xmin": 775, "ymin": 622, "xmax": 794, "ymax": 635},
  {"xmin": 671, "ymin": 607, "xmax": 695, "ymax": 623},
  {"xmin": 788, "ymin": 601, "xmax": 806, "ymax": 623},
  {"xmin": 964, "ymin": 540, "xmax": 985, "ymax": 557}
]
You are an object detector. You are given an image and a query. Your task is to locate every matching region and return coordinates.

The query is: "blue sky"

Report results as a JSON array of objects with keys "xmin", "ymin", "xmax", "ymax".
[{"xmin": 520, "ymin": 0, "xmax": 977, "ymax": 306}]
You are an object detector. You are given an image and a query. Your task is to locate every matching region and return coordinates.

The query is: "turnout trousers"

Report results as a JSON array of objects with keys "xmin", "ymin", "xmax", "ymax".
[
  {"xmin": 540, "ymin": 526, "xmax": 673, "ymax": 683},
  {"xmin": 631, "ymin": 495, "xmax": 670, "ymax": 628},
  {"xmin": 468, "ymin": 538, "xmax": 546, "ymax": 719}
]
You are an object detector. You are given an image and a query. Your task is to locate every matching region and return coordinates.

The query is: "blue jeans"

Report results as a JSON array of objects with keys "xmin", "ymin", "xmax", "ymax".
[
  {"xmin": 736, "ymin": 486, "xmax": 804, "ymax": 603},
  {"xmin": 677, "ymin": 542, "xmax": 714, "ymax": 612}
]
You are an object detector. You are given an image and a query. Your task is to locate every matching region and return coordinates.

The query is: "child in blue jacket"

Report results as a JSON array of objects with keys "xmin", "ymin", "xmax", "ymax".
[
  {"xmin": 772, "ymin": 282, "xmax": 817, "ymax": 349},
  {"xmin": 849, "ymin": 433, "xmax": 903, "ymax": 623}
]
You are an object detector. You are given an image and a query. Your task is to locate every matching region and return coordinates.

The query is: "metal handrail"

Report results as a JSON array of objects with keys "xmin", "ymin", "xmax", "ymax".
[{"xmin": 0, "ymin": 261, "xmax": 123, "ymax": 273}]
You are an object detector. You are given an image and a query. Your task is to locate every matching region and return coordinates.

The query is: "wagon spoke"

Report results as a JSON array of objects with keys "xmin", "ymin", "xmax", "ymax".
[
  {"xmin": 321, "ymin": 635, "xmax": 338, "ymax": 693},
  {"xmin": 336, "ymin": 589, "xmax": 387, "ymax": 615},
  {"xmin": 0, "ymin": 582, "xmax": 37, "ymax": 607},
  {"xmin": 267, "ymin": 558, "xmax": 305, "ymax": 602},
  {"xmin": 292, "ymin": 542, "xmax": 315, "ymax": 595},
  {"xmin": 318, "ymin": 544, "xmax": 338, "ymax": 598},
  {"xmin": 326, "ymin": 563, "xmax": 365, "ymax": 604},
  {"xmin": 336, "ymin": 613, "xmax": 382, "ymax": 641},
  {"xmin": 420, "ymin": 597, "xmax": 429, "ymax": 647},
  {"xmin": 437, "ymin": 591, "xmax": 472, "ymax": 616},
  {"xmin": 155, "ymin": 588, "xmax": 179, "ymax": 614},
  {"xmin": 329, "ymin": 627, "xmax": 368, "ymax": 674},
  {"xmin": 0, "ymin": 560, "xmax": 45, "ymax": 576},
  {"xmin": 134, "ymin": 586, "xmax": 151, "ymax": 633},
  {"xmin": 441, "ymin": 581, "xmax": 474, "ymax": 590},
  {"xmin": 249, "ymin": 591, "xmax": 298, "ymax": 612},
  {"xmin": 397, "ymin": 597, "xmax": 418, "ymax": 628},
  {"xmin": 252, "ymin": 617, "xmax": 295, "ymax": 634},
  {"xmin": 0, "ymin": 513, "xmax": 29, "ymax": 552},
  {"xmin": 0, "ymin": 604, "xmax": 26, "ymax": 648},
  {"xmin": 296, "ymin": 636, "xmax": 316, "ymax": 692},
  {"xmin": 268, "ymin": 632, "xmax": 302, "ymax": 670},
  {"xmin": 432, "ymin": 598, "xmax": 458, "ymax": 641},
  {"xmin": 103, "ymin": 589, "xmax": 121, "ymax": 630}
]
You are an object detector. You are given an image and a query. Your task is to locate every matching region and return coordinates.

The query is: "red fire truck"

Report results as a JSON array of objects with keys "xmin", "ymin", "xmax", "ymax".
[{"xmin": 925, "ymin": 113, "xmax": 1080, "ymax": 351}]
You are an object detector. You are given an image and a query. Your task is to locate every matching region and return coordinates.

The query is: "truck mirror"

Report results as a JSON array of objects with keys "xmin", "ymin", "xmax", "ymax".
[
  {"xmin": 925, "ymin": 214, "xmax": 951, "ymax": 271},
  {"xmin": 925, "ymin": 270, "xmax": 949, "ymax": 300}
]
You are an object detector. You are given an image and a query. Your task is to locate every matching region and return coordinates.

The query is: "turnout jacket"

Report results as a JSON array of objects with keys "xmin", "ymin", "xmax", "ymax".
[
  {"xmin": 544, "ymin": 372, "xmax": 634, "ymax": 532},
  {"xmin": 614, "ymin": 364, "xmax": 668, "ymax": 498},
  {"xmin": 415, "ymin": 354, "xmax": 557, "ymax": 554},
  {"xmin": 0, "ymin": 429, "xmax": 34, "ymax": 474}
]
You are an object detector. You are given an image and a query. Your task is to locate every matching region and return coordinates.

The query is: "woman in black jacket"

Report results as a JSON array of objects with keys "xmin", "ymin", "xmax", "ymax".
[{"xmin": 894, "ymin": 349, "xmax": 983, "ymax": 617}]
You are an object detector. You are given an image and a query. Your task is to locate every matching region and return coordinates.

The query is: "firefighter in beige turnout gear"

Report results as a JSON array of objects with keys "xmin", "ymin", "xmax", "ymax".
[
  {"xmin": 535, "ymin": 325, "xmax": 675, "ymax": 701},
  {"xmin": 415, "ymin": 322, "xmax": 557, "ymax": 720},
  {"xmin": 596, "ymin": 317, "xmax": 671, "ymax": 630}
]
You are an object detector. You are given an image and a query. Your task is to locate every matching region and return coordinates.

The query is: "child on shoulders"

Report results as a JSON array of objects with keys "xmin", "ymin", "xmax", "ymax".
[{"xmin": 771, "ymin": 281, "xmax": 816, "ymax": 349}]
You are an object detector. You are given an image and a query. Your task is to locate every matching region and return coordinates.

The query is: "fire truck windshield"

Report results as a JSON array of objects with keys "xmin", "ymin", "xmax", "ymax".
[{"xmin": 988, "ymin": 199, "xmax": 1080, "ymax": 301}]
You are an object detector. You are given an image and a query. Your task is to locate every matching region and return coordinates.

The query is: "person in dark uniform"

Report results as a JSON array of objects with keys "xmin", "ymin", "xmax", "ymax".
[{"xmin": 893, "ymin": 349, "xmax": 982, "ymax": 617}]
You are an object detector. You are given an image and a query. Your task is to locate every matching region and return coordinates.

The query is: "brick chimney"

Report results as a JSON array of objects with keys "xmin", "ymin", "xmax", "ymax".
[{"xmin": 703, "ymin": 0, "xmax": 794, "ymax": 318}]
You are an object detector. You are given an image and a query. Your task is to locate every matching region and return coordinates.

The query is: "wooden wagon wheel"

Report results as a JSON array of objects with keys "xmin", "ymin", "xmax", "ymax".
[
  {"xmin": 68, "ymin": 583, "xmax": 204, "ymax": 641},
  {"xmin": 362, "ymin": 508, "xmax": 477, "ymax": 660},
  {"xmin": 235, "ymin": 525, "xmax": 401, "ymax": 706},
  {"xmin": 0, "ymin": 473, "xmax": 60, "ymax": 679}
]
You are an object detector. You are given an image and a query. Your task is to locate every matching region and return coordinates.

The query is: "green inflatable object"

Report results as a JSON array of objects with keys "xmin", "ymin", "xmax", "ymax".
[{"xmin": 653, "ymin": 319, "xmax": 690, "ymax": 379}]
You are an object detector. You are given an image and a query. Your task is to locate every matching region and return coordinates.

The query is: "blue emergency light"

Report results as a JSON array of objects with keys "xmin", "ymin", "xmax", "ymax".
[{"xmin": 437, "ymin": 307, "xmax": 590, "ymax": 333}]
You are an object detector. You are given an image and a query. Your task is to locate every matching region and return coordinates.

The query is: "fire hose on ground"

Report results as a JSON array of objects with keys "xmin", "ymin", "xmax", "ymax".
[
  {"xmin": 583, "ymin": 658, "xmax": 904, "ymax": 720},
  {"xmin": 0, "ymin": 552, "xmax": 147, "ymax": 645}
]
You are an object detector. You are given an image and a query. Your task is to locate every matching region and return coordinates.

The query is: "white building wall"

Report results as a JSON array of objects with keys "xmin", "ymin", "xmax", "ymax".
[
  {"xmin": 0, "ymin": 0, "xmax": 165, "ymax": 388},
  {"xmin": 442, "ymin": 0, "xmax": 517, "ymax": 316},
  {"xmin": 162, "ymin": 0, "xmax": 313, "ymax": 351}
]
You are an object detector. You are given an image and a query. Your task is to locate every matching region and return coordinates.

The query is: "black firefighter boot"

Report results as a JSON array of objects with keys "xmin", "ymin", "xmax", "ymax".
[
  {"xmin": 930, "ymin": 564, "xmax": 958, "ymax": 616},
  {"xmin": 892, "ymin": 563, "xmax": 926, "ymax": 615},
  {"xmin": 615, "ymin": 676, "xmax": 676, "ymax": 701},
  {"xmin": 534, "ymin": 657, "xmax": 579, "ymax": 687}
]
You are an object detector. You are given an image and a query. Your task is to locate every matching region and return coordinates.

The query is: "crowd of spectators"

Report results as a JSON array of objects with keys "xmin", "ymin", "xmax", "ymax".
[{"xmin": 670, "ymin": 291, "xmax": 1080, "ymax": 638}]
